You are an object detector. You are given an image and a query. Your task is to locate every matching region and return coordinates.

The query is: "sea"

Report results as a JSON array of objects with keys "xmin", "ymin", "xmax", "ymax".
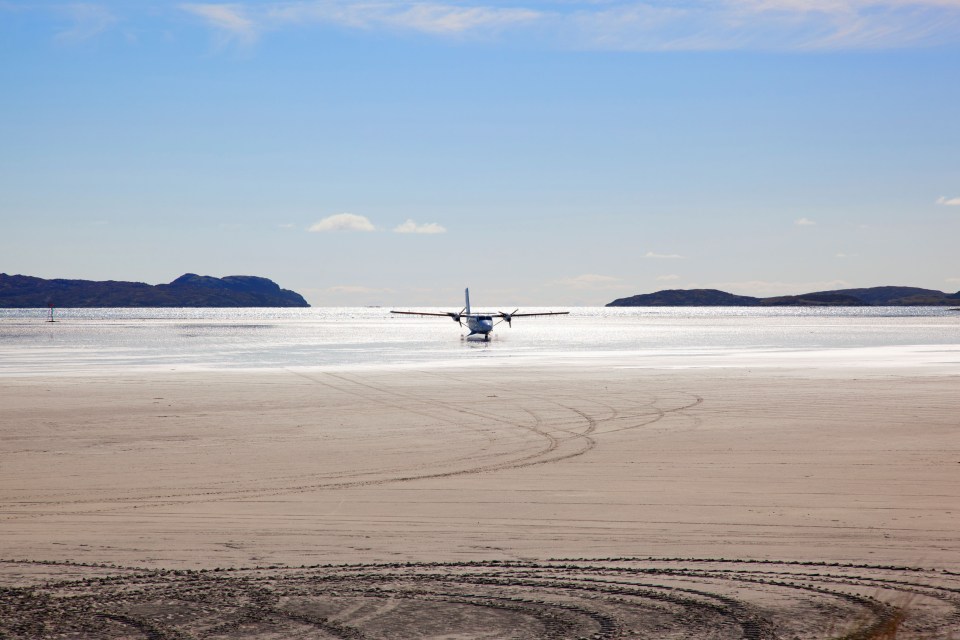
[{"xmin": 1, "ymin": 307, "xmax": 958, "ymax": 376}]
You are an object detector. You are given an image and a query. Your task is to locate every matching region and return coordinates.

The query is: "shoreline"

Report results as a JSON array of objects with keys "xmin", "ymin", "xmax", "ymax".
[{"xmin": 2, "ymin": 341, "xmax": 960, "ymax": 378}]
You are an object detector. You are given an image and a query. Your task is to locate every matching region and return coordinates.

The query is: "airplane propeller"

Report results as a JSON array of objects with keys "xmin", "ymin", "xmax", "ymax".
[
  {"xmin": 450, "ymin": 307, "xmax": 466, "ymax": 326},
  {"xmin": 498, "ymin": 308, "xmax": 520, "ymax": 327}
]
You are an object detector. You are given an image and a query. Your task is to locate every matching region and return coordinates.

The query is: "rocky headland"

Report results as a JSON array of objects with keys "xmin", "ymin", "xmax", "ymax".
[
  {"xmin": 0, "ymin": 273, "xmax": 310, "ymax": 307},
  {"xmin": 608, "ymin": 285, "xmax": 960, "ymax": 307}
]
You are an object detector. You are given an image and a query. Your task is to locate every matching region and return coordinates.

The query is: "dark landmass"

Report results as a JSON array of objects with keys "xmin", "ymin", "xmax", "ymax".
[
  {"xmin": 608, "ymin": 289, "xmax": 763, "ymax": 306},
  {"xmin": 0, "ymin": 273, "xmax": 310, "ymax": 308},
  {"xmin": 607, "ymin": 286, "xmax": 960, "ymax": 307}
]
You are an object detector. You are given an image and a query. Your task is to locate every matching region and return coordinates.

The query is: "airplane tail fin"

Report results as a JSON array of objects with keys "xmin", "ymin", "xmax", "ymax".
[{"xmin": 465, "ymin": 288, "xmax": 471, "ymax": 315}]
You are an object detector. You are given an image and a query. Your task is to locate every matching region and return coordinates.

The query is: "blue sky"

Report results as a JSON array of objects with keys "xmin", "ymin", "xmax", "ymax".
[{"xmin": 2, "ymin": 1, "xmax": 959, "ymax": 306}]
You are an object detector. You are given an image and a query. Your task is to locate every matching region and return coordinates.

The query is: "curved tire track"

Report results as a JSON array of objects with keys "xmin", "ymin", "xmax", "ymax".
[{"xmin": 4, "ymin": 557, "xmax": 958, "ymax": 639}]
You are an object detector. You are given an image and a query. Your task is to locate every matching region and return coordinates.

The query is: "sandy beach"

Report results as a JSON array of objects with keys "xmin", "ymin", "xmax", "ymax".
[{"xmin": 2, "ymin": 363, "xmax": 959, "ymax": 638}]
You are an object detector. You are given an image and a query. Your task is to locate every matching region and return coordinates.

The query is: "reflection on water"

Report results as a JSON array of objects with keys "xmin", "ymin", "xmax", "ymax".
[{"xmin": 0, "ymin": 307, "xmax": 957, "ymax": 375}]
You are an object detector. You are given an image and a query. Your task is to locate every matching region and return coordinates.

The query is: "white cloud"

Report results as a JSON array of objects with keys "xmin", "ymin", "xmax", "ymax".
[
  {"xmin": 795, "ymin": 217, "xmax": 817, "ymax": 226},
  {"xmin": 554, "ymin": 274, "xmax": 627, "ymax": 290},
  {"xmin": 180, "ymin": 3, "xmax": 258, "ymax": 44},
  {"xmin": 375, "ymin": 4, "xmax": 540, "ymax": 34},
  {"xmin": 645, "ymin": 251, "xmax": 684, "ymax": 259},
  {"xmin": 308, "ymin": 213, "xmax": 376, "ymax": 233},
  {"xmin": 657, "ymin": 274, "xmax": 681, "ymax": 281},
  {"xmin": 557, "ymin": 0, "xmax": 960, "ymax": 51},
  {"xmin": 945, "ymin": 277, "xmax": 960, "ymax": 284},
  {"xmin": 393, "ymin": 219, "xmax": 447, "ymax": 234},
  {"xmin": 171, "ymin": 0, "xmax": 960, "ymax": 51},
  {"xmin": 936, "ymin": 196, "xmax": 960, "ymax": 206},
  {"xmin": 54, "ymin": 4, "xmax": 117, "ymax": 44},
  {"xmin": 268, "ymin": 2, "xmax": 541, "ymax": 36}
]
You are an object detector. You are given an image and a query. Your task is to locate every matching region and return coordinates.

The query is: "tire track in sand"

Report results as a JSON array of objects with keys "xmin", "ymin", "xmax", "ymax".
[{"xmin": 3, "ymin": 557, "xmax": 958, "ymax": 639}]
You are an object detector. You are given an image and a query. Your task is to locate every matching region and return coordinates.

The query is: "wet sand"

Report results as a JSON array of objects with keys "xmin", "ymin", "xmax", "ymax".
[{"xmin": 2, "ymin": 364, "xmax": 959, "ymax": 638}]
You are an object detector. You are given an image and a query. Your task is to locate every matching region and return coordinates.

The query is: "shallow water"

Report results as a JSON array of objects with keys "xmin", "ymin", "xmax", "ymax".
[{"xmin": 1, "ymin": 307, "xmax": 958, "ymax": 375}]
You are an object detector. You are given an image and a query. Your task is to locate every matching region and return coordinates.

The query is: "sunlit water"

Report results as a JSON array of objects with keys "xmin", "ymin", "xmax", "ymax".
[{"xmin": 1, "ymin": 307, "xmax": 958, "ymax": 375}]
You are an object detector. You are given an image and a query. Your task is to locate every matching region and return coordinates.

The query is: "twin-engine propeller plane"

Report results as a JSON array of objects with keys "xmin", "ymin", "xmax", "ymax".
[{"xmin": 391, "ymin": 288, "xmax": 569, "ymax": 341}]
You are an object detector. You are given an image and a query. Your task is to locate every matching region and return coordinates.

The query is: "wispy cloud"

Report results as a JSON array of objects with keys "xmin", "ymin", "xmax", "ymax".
[
  {"xmin": 10, "ymin": 0, "xmax": 960, "ymax": 50},
  {"xmin": 54, "ymin": 3, "xmax": 117, "ymax": 44},
  {"xmin": 181, "ymin": 3, "xmax": 258, "ymax": 44},
  {"xmin": 308, "ymin": 214, "xmax": 445, "ymax": 233},
  {"xmin": 645, "ymin": 251, "xmax": 684, "ymax": 259},
  {"xmin": 795, "ymin": 217, "xmax": 817, "ymax": 226},
  {"xmin": 268, "ymin": 2, "xmax": 540, "ymax": 36},
  {"xmin": 393, "ymin": 219, "xmax": 447, "ymax": 234},
  {"xmin": 308, "ymin": 213, "xmax": 376, "ymax": 232},
  {"xmin": 554, "ymin": 274, "xmax": 628, "ymax": 290},
  {"xmin": 523, "ymin": 0, "xmax": 960, "ymax": 50},
  {"xmin": 656, "ymin": 274, "xmax": 681, "ymax": 281},
  {"xmin": 936, "ymin": 195, "xmax": 960, "ymax": 206},
  {"xmin": 174, "ymin": 0, "xmax": 960, "ymax": 50}
]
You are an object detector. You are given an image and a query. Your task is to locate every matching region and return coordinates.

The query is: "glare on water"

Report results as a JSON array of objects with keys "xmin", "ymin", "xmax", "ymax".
[{"xmin": 0, "ymin": 307, "xmax": 958, "ymax": 375}]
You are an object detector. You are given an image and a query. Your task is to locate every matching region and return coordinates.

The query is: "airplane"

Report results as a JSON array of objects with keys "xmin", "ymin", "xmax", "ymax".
[{"xmin": 391, "ymin": 288, "xmax": 569, "ymax": 341}]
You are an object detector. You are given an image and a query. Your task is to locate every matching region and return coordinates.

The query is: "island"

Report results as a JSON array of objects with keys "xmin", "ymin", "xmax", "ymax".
[
  {"xmin": 0, "ymin": 273, "xmax": 310, "ymax": 308},
  {"xmin": 607, "ymin": 286, "xmax": 960, "ymax": 307}
]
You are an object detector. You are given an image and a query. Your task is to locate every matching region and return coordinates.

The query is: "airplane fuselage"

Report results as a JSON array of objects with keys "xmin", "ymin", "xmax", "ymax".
[{"xmin": 465, "ymin": 315, "xmax": 494, "ymax": 337}]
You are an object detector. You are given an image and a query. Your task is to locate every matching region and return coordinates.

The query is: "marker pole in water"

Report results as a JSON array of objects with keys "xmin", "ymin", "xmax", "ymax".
[{"xmin": 47, "ymin": 303, "xmax": 56, "ymax": 323}]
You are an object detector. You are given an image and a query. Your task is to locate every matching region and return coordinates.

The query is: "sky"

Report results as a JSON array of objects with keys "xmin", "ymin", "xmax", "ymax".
[{"xmin": 1, "ymin": 1, "xmax": 959, "ymax": 306}]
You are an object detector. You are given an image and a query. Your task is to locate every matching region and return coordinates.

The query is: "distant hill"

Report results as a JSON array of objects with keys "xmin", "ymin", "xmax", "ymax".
[
  {"xmin": 0, "ymin": 273, "xmax": 310, "ymax": 308},
  {"xmin": 607, "ymin": 286, "xmax": 960, "ymax": 307},
  {"xmin": 607, "ymin": 289, "xmax": 762, "ymax": 307}
]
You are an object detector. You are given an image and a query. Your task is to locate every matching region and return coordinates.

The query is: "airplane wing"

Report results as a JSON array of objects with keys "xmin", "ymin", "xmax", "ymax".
[
  {"xmin": 390, "ymin": 310, "xmax": 460, "ymax": 318},
  {"xmin": 496, "ymin": 311, "xmax": 569, "ymax": 318}
]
